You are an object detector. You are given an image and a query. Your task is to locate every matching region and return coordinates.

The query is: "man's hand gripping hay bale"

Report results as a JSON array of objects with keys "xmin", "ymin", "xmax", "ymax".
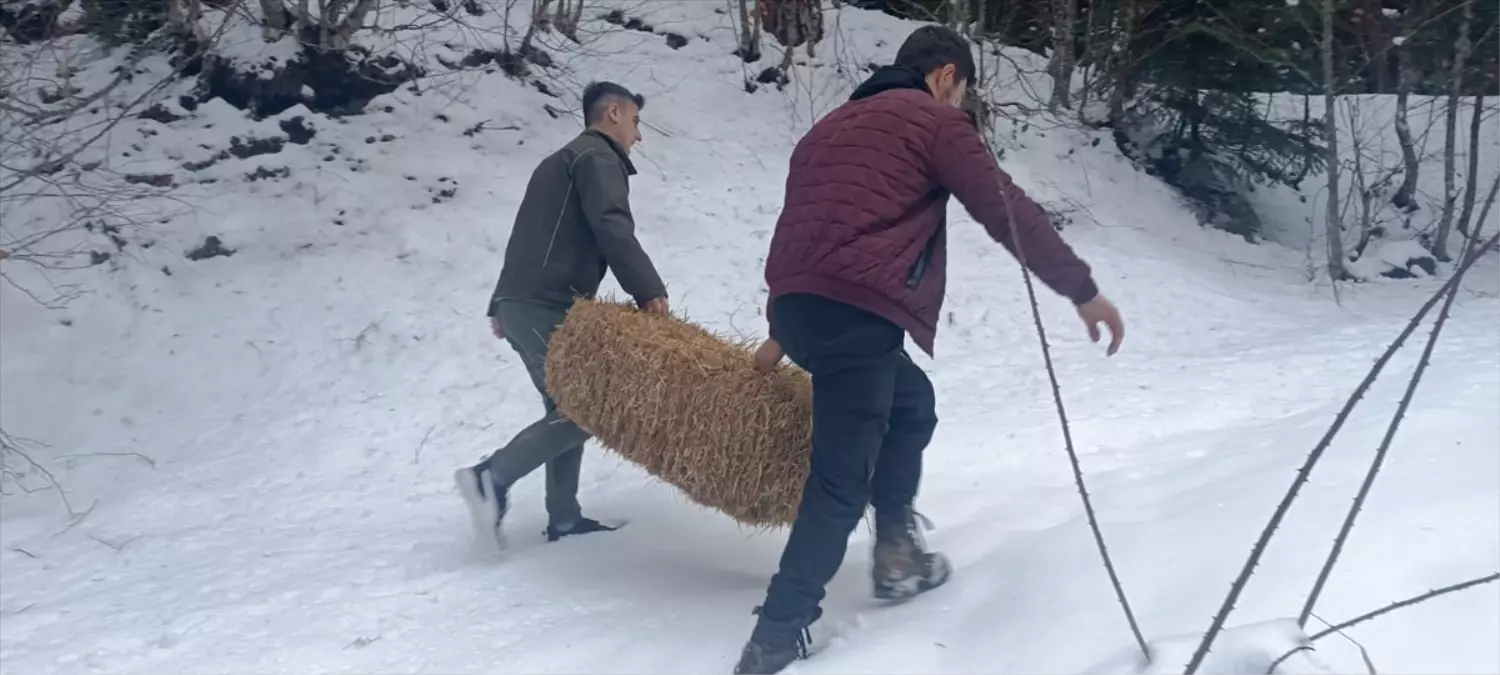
[{"xmin": 544, "ymin": 299, "xmax": 814, "ymax": 528}]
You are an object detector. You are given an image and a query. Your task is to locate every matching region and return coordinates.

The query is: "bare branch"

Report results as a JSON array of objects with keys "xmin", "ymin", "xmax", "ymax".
[{"xmin": 1309, "ymin": 573, "xmax": 1500, "ymax": 642}]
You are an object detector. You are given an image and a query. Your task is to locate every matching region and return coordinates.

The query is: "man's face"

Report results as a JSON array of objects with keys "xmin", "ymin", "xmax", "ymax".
[{"xmin": 605, "ymin": 100, "xmax": 643, "ymax": 153}]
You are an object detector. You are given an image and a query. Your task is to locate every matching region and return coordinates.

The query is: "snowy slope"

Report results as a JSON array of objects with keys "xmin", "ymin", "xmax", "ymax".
[{"xmin": 2, "ymin": 2, "xmax": 1498, "ymax": 674}]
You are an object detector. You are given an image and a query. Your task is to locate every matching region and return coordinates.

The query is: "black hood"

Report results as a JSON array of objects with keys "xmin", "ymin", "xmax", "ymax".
[{"xmin": 849, "ymin": 65, "xmax": 930, "ymax": 101}]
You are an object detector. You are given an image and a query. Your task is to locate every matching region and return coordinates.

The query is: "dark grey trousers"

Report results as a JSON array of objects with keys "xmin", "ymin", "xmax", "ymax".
[{"xmin": 486, "ymin": 299, "xmax": 591, "ymax": 526}]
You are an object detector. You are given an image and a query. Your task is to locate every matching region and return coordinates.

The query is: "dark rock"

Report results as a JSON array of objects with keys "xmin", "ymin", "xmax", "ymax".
[
  {"xmin": 0, "ymin": 0, "xmax": 68, "ymax": 43},
  {"xmin": 139, "ymin": 104, "xmax": 186, "ymax": 124},
  {"xmin": 245, "ymin": 166, "xmax": 290, "ymax": 182},
  {"xmin": 279, "ymin": 116, "xmax": 315, "ymax": 144},
  {"xmin": 755, "ymin": 67, "xmax": 786, "ymax": 85},
  {"xmin": 228, "ymin": 135, "xmax": 286, "ymax": 159},
  {"xmin": 194, "ymin": 48, "xmax": 422, "ymax": 119},
  {"xmin": 187, "ymin": 235, "xmax": 235, "ymax": 261},
  {"xmin": 124, "ymin": 173, "xmax": 175, "ymax": 187}
]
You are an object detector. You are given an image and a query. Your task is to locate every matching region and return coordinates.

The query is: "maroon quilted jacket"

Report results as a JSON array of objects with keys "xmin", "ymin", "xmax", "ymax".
[{"xmin": 763, "ymin": 66, "xmax": 1099, "ymax": 356}]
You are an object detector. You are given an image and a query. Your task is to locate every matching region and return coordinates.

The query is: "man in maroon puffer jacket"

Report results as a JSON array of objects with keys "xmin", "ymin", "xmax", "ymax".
[{"xmin": 733, "ymin": 25, "xmax": 1125, "ymax": 674}]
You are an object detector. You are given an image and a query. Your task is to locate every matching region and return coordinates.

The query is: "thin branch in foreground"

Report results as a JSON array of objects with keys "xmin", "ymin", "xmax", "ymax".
[
  {"xmin": 1300, "ymin": 173, "xmax": 1500, "ymax": 625},
  {"xmin": 55, "ymin": 452, "xmax": 158, "ymax": 469},
  {"xmin": 1264, "ymin": 645, "xmax": 1315, "ymax": 674},
  {"xmin": 1183, "ymin": 228, "xmax": 1500, "ymax": 674},
  {"xmin": 0, "ymin": 431, "xmax": 75, "ymax": 515},
  {"xmin": 980, "ymin": 114, "xmax": 1149, "ymax": 659},
  {"xmin": 1306, "ymin": 611, "xmax": 1381, "ymax": 675},
  {"xmin": 1308, "ymin": 573, "xmax": 1500, "ymax": 642}
]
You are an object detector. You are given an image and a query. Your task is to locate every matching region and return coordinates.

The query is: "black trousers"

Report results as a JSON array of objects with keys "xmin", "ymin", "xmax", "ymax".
[{"xmin": 754, "ymin": 293, "xmax": 938, "ymax": 640}]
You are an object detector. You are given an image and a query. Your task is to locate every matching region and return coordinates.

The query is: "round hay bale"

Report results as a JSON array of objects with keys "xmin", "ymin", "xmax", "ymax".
[{"xmin": 545, "ymin": 298, "xmax": 812, "ymax": 528}]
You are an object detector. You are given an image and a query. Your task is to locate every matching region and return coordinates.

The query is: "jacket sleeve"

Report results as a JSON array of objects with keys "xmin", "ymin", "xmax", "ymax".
[
  {"xmin": 572, "ymin": 149, "xmax": 669, "ymax": 306},
  {"xmin": 927, "ymin": 110, "xmax": 1100, "ymax": 306}
]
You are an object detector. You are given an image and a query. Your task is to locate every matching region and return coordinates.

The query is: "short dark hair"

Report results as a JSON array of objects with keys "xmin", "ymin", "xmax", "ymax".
[
  {"xmin": 581, "ymin": 81, "xmax": 645, "ymax": 126},
  {"xmin": 893, "ymin": 25, "xmax": 976, "ymax": 85}
]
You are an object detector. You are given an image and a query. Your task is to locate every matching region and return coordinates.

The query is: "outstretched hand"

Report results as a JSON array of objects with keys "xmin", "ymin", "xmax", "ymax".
[
  {"xmin": 490, "ymin": 316, "xmax": 505, "ymax": 340},
  {"xmin": 752, "ymin": 339, "xmax": 784, "ymax": 374},
  {"xmin": 1077, "ymin": 295, "xmax": 1125, "ymax": 356}
]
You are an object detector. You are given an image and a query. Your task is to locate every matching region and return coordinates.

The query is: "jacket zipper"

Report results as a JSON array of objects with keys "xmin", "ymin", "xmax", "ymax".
[
  {"xmin": 900, "ymin": 228, "xmax": 936, "ymax": 288},
  {"xmin": 906, "ymin": 213, "xmax": 945, "ymax": 289}
]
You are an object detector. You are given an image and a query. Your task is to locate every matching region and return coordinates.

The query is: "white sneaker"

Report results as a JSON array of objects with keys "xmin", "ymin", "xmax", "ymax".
[{"xmin": 454, "ymin": 462, "xmax": 508, "ymax": 556}]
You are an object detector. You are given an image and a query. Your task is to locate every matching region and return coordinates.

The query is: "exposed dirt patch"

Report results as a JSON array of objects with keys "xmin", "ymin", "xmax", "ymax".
[{"xmin": 191, "ymin": 47, "xmax": 422, "ymax": 119}]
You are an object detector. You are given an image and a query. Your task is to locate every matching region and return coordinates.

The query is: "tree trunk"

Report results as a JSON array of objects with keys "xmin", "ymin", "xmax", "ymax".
[
  {"xmin": 735, "ymin": 0, "xmax": 760, "ymax": 61},
  {"xmin": 1360, "ymin": 0, "xmax": 1389, "ymax": 91},
  {"xmin": 1322, "ymin": 0, "xmax": 1348, "ymax": 280},
  {"xmin": 294, "ymin": 0, "xmax": 309, "ymax": 36},
  {"xmin": 1391, "ymin": 42, "xmax": 1419, "ymax": 211},
  {"xmin": 1470, "ymin": 144, "xmax": 1500, "ymax": 243},
  {"xmin": 1431, "ymin": 0, "xmax": 1473, "ymax": 261},
  {"xmin": 1046, "ymin": 0, "xmax": 1077, "ymax": 110},
  {"xmin": 520, "ymin": 0, "xmax": 550, "ymax": 53},
  {"xmin": 328, "ymin": 0, "xmax": 376, "ymax": 50},
  {"xmin": 947, "ymin": 0, "xmax": 966, "ymax": 32},
  {"xmin": 1455, "ymin": 95, "xmax": 1485, "ymax": 236},
  {"xmin": 166, "ymin": 0, "xmax": 203, "ymax": 41},
  {"xmin": 1105, "ymin": 0, "xmax": 1138, "ymax": 123},
  {"xmin": 259, "ymin": 0, "xmax": 287, "ymax": 39},
  {"xmin": 1349, "ymin": 99, "xmax": 1375, "ymax": 259},
  {"xmin": 568, "ymin": 0, "xmax": 585, "ymax": 39}
]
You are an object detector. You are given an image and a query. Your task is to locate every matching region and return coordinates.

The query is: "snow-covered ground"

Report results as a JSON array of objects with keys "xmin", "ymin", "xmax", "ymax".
[{"xmin": 2, "ymin": 2, "xmax": 1497, "ymax": 674}]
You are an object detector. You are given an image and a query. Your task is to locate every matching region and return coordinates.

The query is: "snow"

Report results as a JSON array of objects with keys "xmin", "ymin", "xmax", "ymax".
[{"xmin": 2, "ymin": 2, "xmax": 1498, "ymax": 674}]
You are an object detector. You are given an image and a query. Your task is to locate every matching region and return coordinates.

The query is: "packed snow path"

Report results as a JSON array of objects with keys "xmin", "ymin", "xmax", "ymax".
[{"xmin": 1, "ymin": 3, "xmax": 1497, "ymax": 673}]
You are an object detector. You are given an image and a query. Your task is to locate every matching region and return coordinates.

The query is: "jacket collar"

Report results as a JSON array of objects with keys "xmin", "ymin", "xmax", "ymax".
[
  {"xmin": 582, "ymin": 129, "xmax": 637, "ymax": 176},
  {"xmin": 849, "ymin": 65, "xmax": 931, "ymax": 101}
]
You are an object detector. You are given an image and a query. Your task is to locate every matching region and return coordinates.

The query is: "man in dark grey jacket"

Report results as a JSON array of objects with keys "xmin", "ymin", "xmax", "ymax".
[{"xmin": 456, "ymin": 81, "xmax": 669, "ymax": 553}]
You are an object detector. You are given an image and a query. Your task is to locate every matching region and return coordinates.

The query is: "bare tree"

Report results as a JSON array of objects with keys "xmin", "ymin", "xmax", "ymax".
[
  {"xmin": 1389, "ymin": 31, "xmax": 1420, "ymax": 211},
  {"xmin": 1430, "ymin": 0, "xmax": 1474, "ymax": 260},
  {"xmin": 1102, "ymin": 0, "xmax": 1146, "ymax": 122},
  {"xmin": 1454, "ymin": 95, "xmax": 1486, "ymax": 236},
  {"xmin": 1321, "ymin": 0, "xmax": 1349, "ymax": 280},
  {"xmin": 552, "ymin": 0, "xmax": 587, "ymax": 41},
  {"xmin": 733, "ymin": 0, "xmax": 761, "ymax": 62},
  {"xmin": 1344, "ymin": 98, "xmax": 1381, "ymax": 259},
  {"xmin": 1046, "ymin": 0, "xmax": 1077, "ymax": 110},
  {"xmin": 166, "ymin": 0, "xmax": 207, "ymax": 43},
  {"xmin": 1476, "ymin": 135, "xmax": 1500, "ymax": 238},
  {"xmin": 758, "ymin": 0, "xmax": 823, "ymax": 72},
  {"xmin": 258, "ymin": 0, "xmax": 381, "ymax": 49}
]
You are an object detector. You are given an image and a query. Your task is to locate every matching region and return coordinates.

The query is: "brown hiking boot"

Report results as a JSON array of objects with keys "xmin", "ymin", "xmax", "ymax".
[{"xmin": 871, "ymin": 507, "xmax": 952, "ymax": 601}]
